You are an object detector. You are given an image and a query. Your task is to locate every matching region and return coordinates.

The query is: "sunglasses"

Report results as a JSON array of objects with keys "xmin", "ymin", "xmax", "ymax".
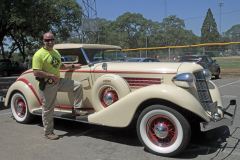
[{"xmin": 44, "ymin": 38, "xmax": 54, "ymax": 42}]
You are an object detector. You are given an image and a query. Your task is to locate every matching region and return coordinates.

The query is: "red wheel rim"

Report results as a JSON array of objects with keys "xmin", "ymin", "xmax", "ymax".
[
  {"xmin": 100, "ymin": 87, "xmax": 119, "ymax": 107},
  {"xmin": 146, "ymin": 115, "xmax": 177, "ymax": 147},
  {"xmin": 14, "ymin": 98, "xmax": 26, "ymax": 118}
]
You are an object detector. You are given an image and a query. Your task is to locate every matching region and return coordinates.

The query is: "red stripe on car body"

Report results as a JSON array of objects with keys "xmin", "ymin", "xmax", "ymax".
[
  {"xmin": 124, "ymin": 77, "xmax": 161, "ymax": 88},
  {"xmin": 16, "ymin": 78, "xmax": 42, "ymax": 105},
  {"xmin": 22, "ymin": 69, "xmax": 176, "ymax": 75}
]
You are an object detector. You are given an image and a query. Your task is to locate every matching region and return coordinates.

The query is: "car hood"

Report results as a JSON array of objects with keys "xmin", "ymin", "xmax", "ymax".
[{"xmin": 91, "ymin": 62, "xmax": 203, "ymax": 74}]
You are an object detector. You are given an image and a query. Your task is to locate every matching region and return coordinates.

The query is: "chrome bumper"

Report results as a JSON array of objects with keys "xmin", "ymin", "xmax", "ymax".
[{"xmin": 200, "ymin": 100, "xmax": 237, "ymax": 132}]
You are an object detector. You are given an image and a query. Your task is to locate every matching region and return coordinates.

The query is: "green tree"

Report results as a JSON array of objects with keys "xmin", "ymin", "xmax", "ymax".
[
  {"xmin": 160, "ymin": 15, "xmax": 199, "ymax": 46},
  {"xmin": 93, "ymin": 18, "xmax": 116, "ymax": 44},
  {"xmin": 143, "ymin": 21, "xmax": 164, "ymax": 47},
  {"xmin": 201, "ymin": 8, "xmax": 220, "ymax": 43},
  {"xmin": 224, "ymin": 24, "xmax": 240, "ymax": 53},
  {"xmin": 0, "ymin": 0, "xmax": 82, "ymax": 60},
  {"xmin": 114, "ymin": 12, "xmax": 148, "ymax": 48},
  {"xmin": 224, "ymin": 24, "xmax": 240, "ymax": 41},
  {"xmin": 94, "ymin": 14, "xmax": 199, "ymax": 49},
  {"xmin": 52, "ymin": 0, "xmax": 83, "ymax": 42}
]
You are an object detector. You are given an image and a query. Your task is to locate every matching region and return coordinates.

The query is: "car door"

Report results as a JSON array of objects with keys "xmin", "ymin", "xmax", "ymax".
[{"xmin": 55, "ymin": 50, "xmax": 93, "ymax": 110}]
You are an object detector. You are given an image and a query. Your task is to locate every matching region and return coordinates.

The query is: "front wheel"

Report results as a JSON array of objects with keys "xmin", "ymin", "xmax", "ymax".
[
  {"xmin": 10, "ymin": 92, "xmax": 34, "ymax": 123},
  {"xmin": 137, "ymin": 105, "xmax": 191, "ymax": 157}
]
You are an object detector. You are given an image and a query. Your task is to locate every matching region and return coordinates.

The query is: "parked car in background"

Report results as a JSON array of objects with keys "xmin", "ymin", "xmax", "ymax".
[
  {"xmin": 4, "ymin": 43, "xmax": 236, "ymax": 157},
  {"xmin": 179, "ymin": 55, "xmax": 221, "ymax": 78},
  {"xmin": 0, "ymin": 59, "xmax": 27, "ymax": 77},
  {"xmin": 126, "ymin": 57, "xmax": 160, "ymax": 62}
]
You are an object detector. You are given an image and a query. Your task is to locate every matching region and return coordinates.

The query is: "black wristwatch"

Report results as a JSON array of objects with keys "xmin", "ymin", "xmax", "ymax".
[{"xmin": 71, "ymin": 64, "xmax": 75, "ymax": 69}]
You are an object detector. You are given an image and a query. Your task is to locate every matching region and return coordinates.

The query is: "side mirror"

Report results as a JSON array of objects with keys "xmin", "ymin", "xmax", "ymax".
[{"xmin": 102, "ymin": 62, "xmax": 107, "ymax": 71}]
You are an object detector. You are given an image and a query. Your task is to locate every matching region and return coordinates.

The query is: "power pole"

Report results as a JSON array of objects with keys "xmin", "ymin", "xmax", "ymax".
[
  {"xmin": 78, "ymin": 0, "xmax": 98, "ymax": 43},
  {"xmin": 80, "ymin": 0, "xmax": 97, "ymax": 20},
  {"xmin": 164, "ymin": 0, "xmax": 167, "ymax": 18},
  {"xmin": 218, "ymin": 0, "xmax": 224, "ymax": 34}
]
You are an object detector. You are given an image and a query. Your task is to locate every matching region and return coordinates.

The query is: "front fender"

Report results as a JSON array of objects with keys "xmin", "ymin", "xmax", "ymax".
[
  {"xmin": 4, "ymin": 80, "xmax": 41, "ymax": 112},
  {"xmin": 88, "ymin": 84, "xmax": 210, "ymax": 127}
]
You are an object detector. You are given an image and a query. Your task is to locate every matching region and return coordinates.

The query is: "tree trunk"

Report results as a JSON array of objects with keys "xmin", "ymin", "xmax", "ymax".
[{"xmin": 0, "ymin": 41, "xmax": 6, "ymax": 59}]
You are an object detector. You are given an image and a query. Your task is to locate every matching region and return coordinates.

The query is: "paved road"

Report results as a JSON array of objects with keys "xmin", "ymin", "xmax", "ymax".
[{"xmin": 0, "ymin": 77, "xmax": 240, "ymax": 160}]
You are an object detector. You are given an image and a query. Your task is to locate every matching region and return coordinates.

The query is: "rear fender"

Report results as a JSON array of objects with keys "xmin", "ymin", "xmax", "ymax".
[
  {"xmin": 88, "ymin": 84, "xmax": 210, "ymax": 127},
  {"xmin": 4, "ymin": 80, "xmax": 41, "ymax": 112}
]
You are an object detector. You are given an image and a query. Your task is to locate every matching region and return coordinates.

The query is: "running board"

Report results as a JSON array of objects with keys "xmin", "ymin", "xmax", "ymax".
[{"xmin": 32, "ymin": 109, "xmax": 89, "ymax": 123}]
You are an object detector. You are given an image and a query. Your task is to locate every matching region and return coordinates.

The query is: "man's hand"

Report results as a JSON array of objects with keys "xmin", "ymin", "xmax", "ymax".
[
  {"xmin": 72, "ymin": 64, "xmax": 81, "ymax": 69},
  {"xmin": 61, "ymin": 63, "xmax": 81, "ymax": 70}
]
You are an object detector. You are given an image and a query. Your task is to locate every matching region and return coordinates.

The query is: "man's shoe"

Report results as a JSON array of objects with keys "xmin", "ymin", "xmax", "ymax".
[
  {"xmin": 45, "ymin": 133, "xmax": 59, "ymax": 140},
  {"xmin": 73, "ymin": 109, "xmax": 88, "ymax": 116}
]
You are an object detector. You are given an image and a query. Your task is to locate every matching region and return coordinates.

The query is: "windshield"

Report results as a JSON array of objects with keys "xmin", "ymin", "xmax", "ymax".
[{"xmin": 84, "ymin": 48, "xmax": 126, "ymax": 63}]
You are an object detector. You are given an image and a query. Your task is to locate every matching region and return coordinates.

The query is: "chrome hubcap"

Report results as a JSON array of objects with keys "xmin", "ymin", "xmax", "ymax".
[
  {"xmin": 15, "ymin": 98, "xmax": 26, "ymax": 117},
  {"xmin": 103, "ymin": 92, "xmax": 115, "ymax": 105},
  {"xmin": 100, "ymin": 87, "xmax": 118, "ymax": 107},
  {"xmin": 153, "ymin": 122, "xmax": 169, "ymax": 139},
  {"xmin": 147, "ymin": 115, "xmax": 177, "ymax": 147}
]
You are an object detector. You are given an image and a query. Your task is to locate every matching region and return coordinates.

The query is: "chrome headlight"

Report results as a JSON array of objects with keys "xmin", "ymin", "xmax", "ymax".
[
  {"xmin": 172, "ymin": 73, "xmax": 195, "ymax": 88},
  {"xmin": 203, "ymin": 69, "xmax": 212, "ymax": 81}
]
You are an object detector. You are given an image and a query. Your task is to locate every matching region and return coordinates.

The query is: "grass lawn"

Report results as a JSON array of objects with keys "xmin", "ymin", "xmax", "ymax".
[{"xmin": 214, "ymin": 56, "xmax": 240, "ymax": 76}]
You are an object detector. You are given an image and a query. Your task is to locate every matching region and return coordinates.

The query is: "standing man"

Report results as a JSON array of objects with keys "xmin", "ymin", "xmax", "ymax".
[{"xmin": 32, "ymin": 32, "xmax": 87, "ymax": 140}]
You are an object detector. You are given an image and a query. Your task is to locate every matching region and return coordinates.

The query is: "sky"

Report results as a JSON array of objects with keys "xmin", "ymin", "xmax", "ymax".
[{"xmin": 80, "ymin": 0, "xmax": 240, "ymax": 36}]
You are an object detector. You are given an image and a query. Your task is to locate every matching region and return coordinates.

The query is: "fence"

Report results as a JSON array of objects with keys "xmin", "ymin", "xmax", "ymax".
[{"xmin": 122, "ymin": 42, "xmax": 240, "ymax": 61}]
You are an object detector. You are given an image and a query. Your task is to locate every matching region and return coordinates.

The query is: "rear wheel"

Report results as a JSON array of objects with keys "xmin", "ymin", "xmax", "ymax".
[
  {"xmin": 10, "ymin": 92, "xmax": 34, "ymax": 123},
  {"xmin": 137, "ymin": 105, "xmax": 191, "ymax": 157}
]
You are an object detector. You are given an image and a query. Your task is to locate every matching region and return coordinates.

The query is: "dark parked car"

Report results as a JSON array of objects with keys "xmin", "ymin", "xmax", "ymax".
[
  {"xmin": 0, "ymin": 59, "xmax": 27, "ymax": 77},
  {"xmin": 179, "ymin": 55, "xmax": 221, "ymax": 78},
  {"xmin": 126, "ymin": 57, "xmax": 160, "ymax": 62}
]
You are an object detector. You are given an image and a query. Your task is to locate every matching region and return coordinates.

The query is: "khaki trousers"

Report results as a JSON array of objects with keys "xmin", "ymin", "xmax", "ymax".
[{"xmin": 39, "ymin": 78, "xmax": 83, "ymax": 135}]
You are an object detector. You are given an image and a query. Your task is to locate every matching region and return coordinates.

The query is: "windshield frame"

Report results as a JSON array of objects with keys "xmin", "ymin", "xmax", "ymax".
[{"xmin": 82, "ymin": 48, "xmax": 124, "ymax": 64}]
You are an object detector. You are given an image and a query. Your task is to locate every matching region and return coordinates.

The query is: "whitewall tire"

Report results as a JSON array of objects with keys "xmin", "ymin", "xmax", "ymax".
[
  {"xmin": 10, "ymin": 92, "xmax": 33, "ymax": 123},
  {"xmin": 137, "ymin": 105, "xmax": 191, "ymax": 157}
]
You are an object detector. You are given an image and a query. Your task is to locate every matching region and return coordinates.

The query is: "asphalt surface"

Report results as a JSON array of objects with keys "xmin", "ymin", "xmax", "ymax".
[{"xmin": 0, "ymin": 76, "xmax": 240, "ymax": 160}]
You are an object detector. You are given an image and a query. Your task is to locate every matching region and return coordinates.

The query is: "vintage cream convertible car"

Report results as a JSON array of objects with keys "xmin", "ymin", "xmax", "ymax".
[{"xmin": 4, "ymin": 43, "xmax": 237, "ymax": 157}]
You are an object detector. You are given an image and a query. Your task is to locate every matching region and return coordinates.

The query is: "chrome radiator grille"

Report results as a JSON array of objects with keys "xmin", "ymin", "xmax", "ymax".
[{"xmin": 194, "ymin": 71, "xmax": 213, "ymax": 110}]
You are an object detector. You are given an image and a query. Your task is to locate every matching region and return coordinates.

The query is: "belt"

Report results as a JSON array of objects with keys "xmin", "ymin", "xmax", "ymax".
[
  {"xmin": 36, "ymin": 77, "xmax": 54, "ymax": 90},
  {"xmin": 47, "ymin": 78, "xmax": 54, "ymax": 84}
]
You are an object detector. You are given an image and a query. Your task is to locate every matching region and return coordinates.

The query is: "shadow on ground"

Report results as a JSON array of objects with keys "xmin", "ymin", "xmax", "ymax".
[
  {"xmin": 179, "ymin": 126, "xmax": 232, "ymax": 159},
  {"xmin": 28, "ymin": 117, "xmax": 233, "ymax": 158},
  {"xmin": 0, "ymin": 103, "xmax": 7, "ymax": 110}
]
